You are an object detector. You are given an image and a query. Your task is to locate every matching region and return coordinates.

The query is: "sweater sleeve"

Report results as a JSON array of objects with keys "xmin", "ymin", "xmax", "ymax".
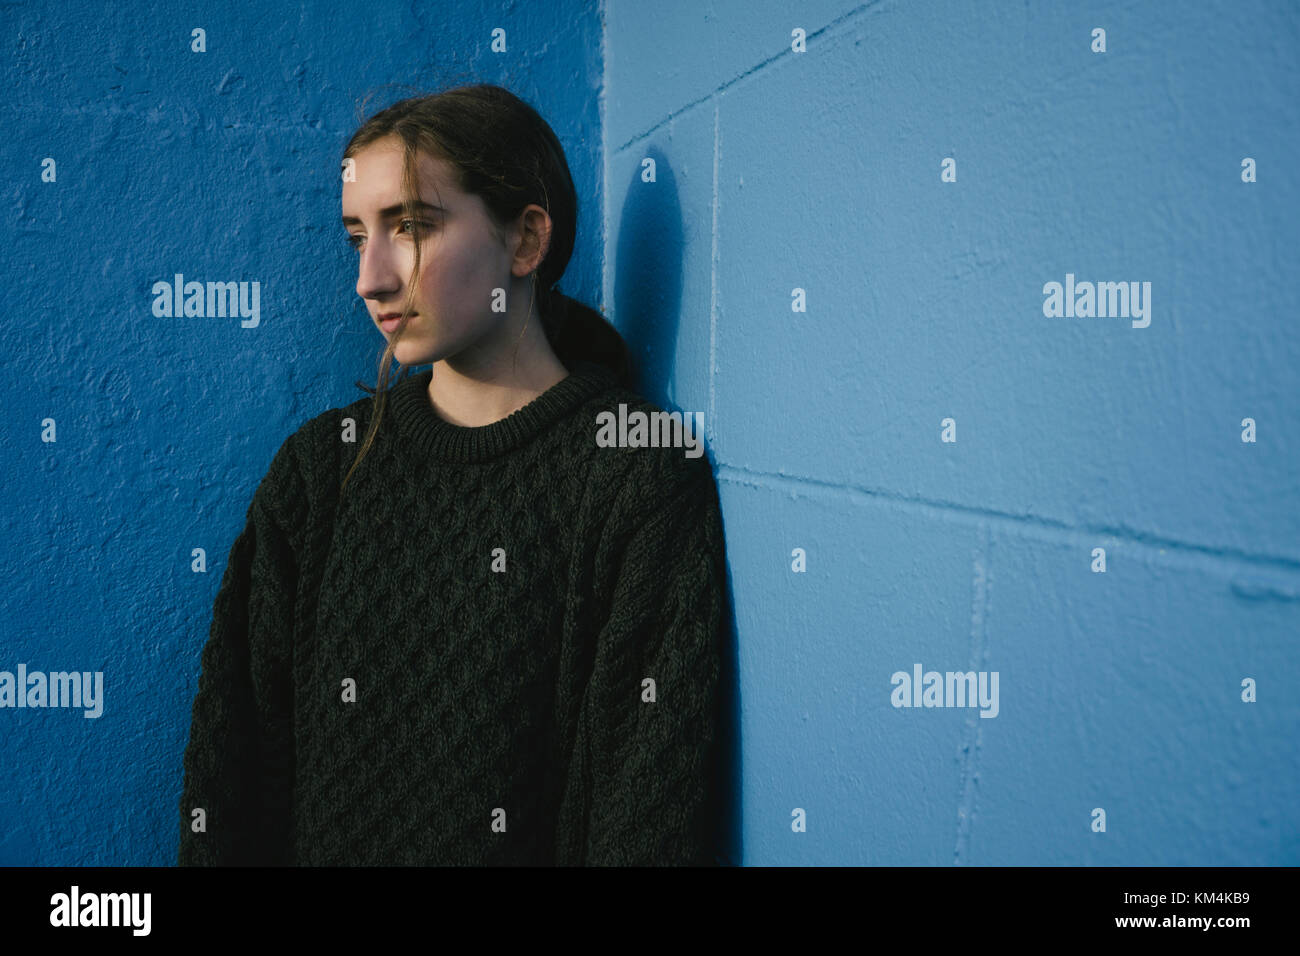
[
  {"xmin": 177, "ymin": 432, "xmax": 302, "ymax": 866},
  {"xmin": 561, "ymin": 460, "xmax": 729, "ymax": 866}
]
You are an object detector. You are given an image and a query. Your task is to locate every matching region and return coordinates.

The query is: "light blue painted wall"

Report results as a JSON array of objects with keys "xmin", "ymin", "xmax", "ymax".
[{"xmin": 603, "ymin": 0, "xmax": 1299, "ymax": 864}]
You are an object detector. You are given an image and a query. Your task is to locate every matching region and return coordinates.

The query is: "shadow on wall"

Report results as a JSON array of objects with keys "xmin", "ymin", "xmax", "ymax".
[
  {"xmin": 612, "ymin": 145, "xmax": 684, "ymax": 411},
  {"xmin": 611, "ymin": 147, "xmax": 743, "ymax": 866}
]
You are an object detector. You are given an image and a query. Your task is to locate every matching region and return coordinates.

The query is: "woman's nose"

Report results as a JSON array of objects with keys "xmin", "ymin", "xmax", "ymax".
[{"xmin": 356, "ymin": 241, "xmax": 401, "ymax": 300}]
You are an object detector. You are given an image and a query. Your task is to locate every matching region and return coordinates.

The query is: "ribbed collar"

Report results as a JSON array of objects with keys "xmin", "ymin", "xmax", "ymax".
[{"xmin": 386, "ymin": 360, "xmax": 620, "ymax": 463}]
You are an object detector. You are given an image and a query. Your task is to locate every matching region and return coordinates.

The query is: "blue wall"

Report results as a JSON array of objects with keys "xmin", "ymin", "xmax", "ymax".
[
  {"xmin": 604, "ymin": 0, "xmax": 1298, "ymax": 865},
  {"xmin": 3, "ymin": 0, "xmax": 1297, "ymax": 866},
  {"xmin": 1, "ymin": 0, "xmax": 605, "ymax": 865}
]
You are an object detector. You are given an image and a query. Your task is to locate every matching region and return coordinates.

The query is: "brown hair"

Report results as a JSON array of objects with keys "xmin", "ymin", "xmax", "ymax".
[{"xmin": 338, "ymin": 82, "xmax": 633, "ymax": 498}]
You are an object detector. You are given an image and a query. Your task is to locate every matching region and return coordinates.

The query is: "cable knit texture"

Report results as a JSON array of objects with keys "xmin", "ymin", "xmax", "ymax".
[{"xmin": 177, "ymin": 359, "xmax": 728, "ymax": 866}]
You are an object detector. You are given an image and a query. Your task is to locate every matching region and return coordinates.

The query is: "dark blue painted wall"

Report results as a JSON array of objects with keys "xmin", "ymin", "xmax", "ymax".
[{"xmin": 2, "ymin": 0, "xmax": 605, "ymax": 865}]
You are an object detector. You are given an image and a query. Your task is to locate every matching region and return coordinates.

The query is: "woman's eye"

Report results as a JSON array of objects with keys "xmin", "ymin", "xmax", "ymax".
[{"xmin": 344, "ymin": 220, "xmax": 435, "ymax": 252}]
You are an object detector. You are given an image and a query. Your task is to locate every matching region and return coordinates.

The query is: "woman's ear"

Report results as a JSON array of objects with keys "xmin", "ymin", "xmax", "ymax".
[{"xmin": 512, "ymin": 204, "xmax": 552, "ymax": 275}]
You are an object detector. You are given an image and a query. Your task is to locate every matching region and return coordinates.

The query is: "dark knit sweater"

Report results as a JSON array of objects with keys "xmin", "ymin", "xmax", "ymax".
[{"xmin": 176, "ymin": 359, "xmax": 728, "ymax": 866}]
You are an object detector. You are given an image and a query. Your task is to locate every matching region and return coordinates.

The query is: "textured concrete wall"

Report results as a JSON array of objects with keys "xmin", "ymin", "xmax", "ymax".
[
  {"xmin": 604, "ymin": 0, "xmax": 1299, "ymax": 864},
  {"xmin": 3, "ymin": 0, "xmax": 1297, "ymax": 869},
  {"xmin": 2, "ymin": 0, "xmax": 604, "ymax": 865}
]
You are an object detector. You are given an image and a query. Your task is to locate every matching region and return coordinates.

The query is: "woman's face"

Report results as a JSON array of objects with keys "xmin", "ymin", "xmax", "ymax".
[{"xmin": 341, "ymin": 137, "xmax": 519, "ymax": 368}]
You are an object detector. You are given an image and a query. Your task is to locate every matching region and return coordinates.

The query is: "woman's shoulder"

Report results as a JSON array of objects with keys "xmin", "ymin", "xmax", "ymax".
[
  {"xmin": 262, "ymin": 387, "xmax": 383, "ymax": 500},
  {"xmin": 291, "ymin": 388, "xmax": 379, "ymax": 450},
  {"xmin": 574, "ymin": 380, "xmax": 719, "ymax": 526}
]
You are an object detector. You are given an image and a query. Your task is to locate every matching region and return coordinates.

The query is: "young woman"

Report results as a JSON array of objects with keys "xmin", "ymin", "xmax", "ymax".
[{"xmin": 176, "ymin": 84, "xmax": 730, "ymax": 866}]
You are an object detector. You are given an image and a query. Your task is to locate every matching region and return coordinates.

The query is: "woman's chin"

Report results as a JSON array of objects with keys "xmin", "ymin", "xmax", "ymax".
[{"xmin": 390, "ymin": 338, "xmax": 438, "ymax": 367}]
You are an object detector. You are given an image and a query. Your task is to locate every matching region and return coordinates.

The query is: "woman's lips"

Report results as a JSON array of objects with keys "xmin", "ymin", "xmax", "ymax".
[{"xmin": 379, "ymin": 313, "xmax": 414, "ymax": 332}]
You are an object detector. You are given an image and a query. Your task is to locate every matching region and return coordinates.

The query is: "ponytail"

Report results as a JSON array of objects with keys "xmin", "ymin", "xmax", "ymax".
[{"xmin": 538, "ymin": 284, "xmax": 633, "ymax": 388}]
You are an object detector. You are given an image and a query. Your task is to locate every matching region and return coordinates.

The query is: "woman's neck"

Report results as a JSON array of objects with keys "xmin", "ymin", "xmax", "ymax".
[{"xmin": 426, "ymin": 338, "xmax": 569, "ymax": 428}]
